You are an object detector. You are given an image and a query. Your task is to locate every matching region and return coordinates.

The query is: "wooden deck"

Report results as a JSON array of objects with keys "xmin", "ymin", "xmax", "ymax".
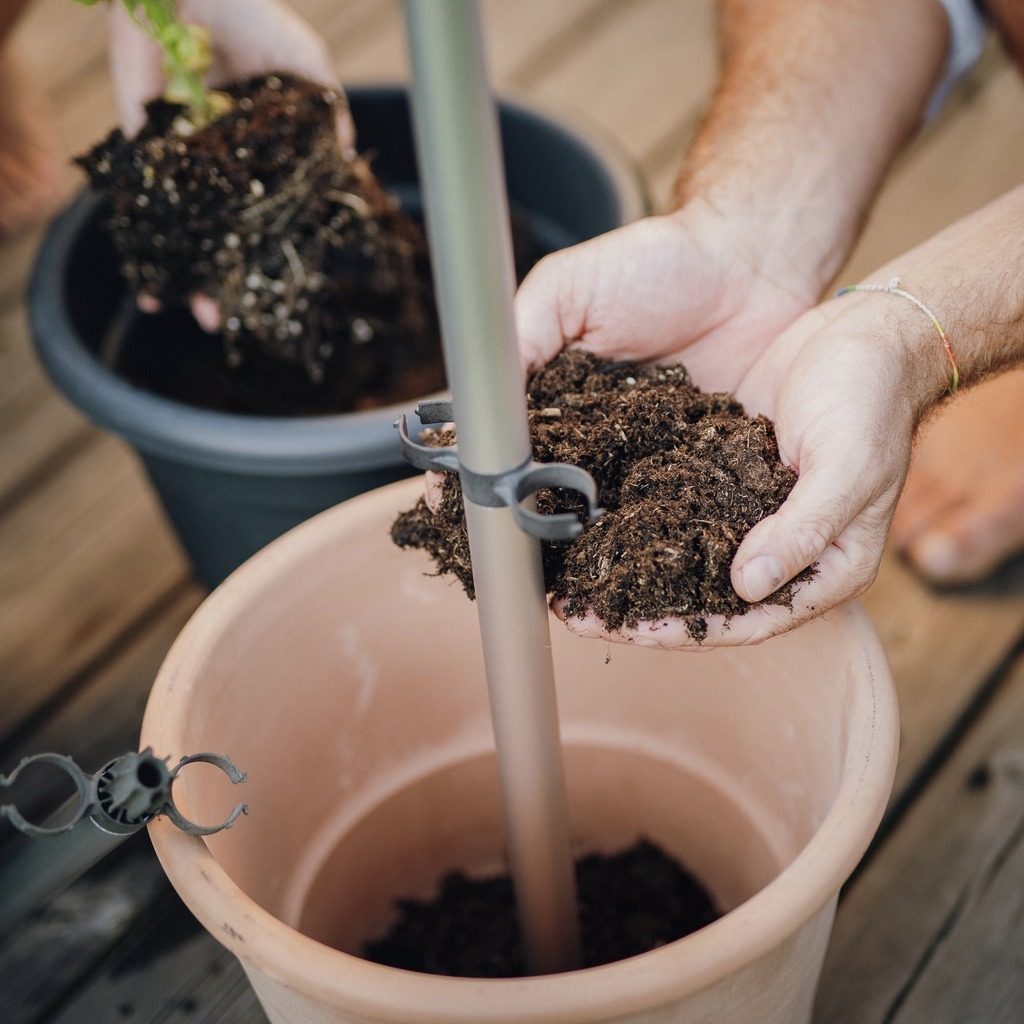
[{"xmin": 3, "ymin": 2, "xmax": 1024, "ymax": 1021}]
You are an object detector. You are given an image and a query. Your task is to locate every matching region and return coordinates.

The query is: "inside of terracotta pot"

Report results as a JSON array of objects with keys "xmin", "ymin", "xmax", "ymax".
[
  {"xmin": 162, "ymin": 483, "xmax": 862, "ymax": 971},
  {"xmin": 293, "ymin": 743, "xmax": 782, "ymax": 954}
]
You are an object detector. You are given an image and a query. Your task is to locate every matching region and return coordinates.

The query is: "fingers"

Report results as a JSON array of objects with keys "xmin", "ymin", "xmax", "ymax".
[
  {"xmin": 108, "ymin": 4, "xmax": 165, "ymax": 137},
  {"xmin": 904, "ymin": 488, "xmax": 1024, "ymax": 584},
  {"xmin": 515, "ymin": 250, "xmax": 585, "ymax": 375},
  {"xmin": 424, "ymin": 471, "xmax": 446, "ymax": 513},
  {"xmin": 112, "ymin": 0, "xmax": 355, "ymax": 151},
  {"xmin": 188, "ymin": 0, "xmax": 356, "ymax": 152},
  {"xmin": 553, "ymin": 525, "xmax": 883, "ymax": 649},
  {"xmin": 730, "ymin": 454, "xmax": 885, "ymax": 604},
  {"xmin": 190, "ymin": 293, "xmax": 221, "ymax": 332},
  {"xmin": 136, "ymin": 293, "xmax": 221, "ymax": 335}
]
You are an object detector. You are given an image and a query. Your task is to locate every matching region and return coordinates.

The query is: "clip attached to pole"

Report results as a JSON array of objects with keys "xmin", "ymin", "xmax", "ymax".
[
  {"xmin": 397, "ymin": 401, "xmax": 604, "ymax": 542},
  {"xmin": 0, "ymin": 749, "xmax": 247, "ymax": 937},
  {"xmin": 1, "ymin": 748, "xmax": 248, "ymax": 839}
]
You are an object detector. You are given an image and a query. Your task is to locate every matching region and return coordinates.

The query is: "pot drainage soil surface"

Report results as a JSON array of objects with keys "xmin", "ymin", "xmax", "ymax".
[
  {"xmin": 363, "ymin": 839, "xmax": 719, "ymax": 976},
  {"xmin": 79, "ymin": 73, "xmax": 540, "ymax": 416},
  {"xmin": 392, "ymin": 349, "xmax": 810, "ymax": 639}
]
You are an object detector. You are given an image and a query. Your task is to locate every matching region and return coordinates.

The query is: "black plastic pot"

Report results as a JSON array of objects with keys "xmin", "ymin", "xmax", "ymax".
[{"xmin": 31, "ymin": 87, "xmax": 646, "ymax": 588}]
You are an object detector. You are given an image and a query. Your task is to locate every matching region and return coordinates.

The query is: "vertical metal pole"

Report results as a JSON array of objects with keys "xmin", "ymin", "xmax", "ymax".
[{"xmin": 404, "ymin": 0, "xmax": 581, "ymax": 974}]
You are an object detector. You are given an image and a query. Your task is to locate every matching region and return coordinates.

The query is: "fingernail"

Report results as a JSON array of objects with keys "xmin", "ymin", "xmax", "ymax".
[
  {"xmin": 912, "ymin": 532, "xmax": 959, "ymax": 579},
  {"xmin": 739, "ymin": 555, "xmax": 785, "ymax": 602}
]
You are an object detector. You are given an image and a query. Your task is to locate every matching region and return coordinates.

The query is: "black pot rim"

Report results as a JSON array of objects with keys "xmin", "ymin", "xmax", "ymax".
[{"xmin": 30, "ymin": 87, "xmax": 647, "ymax": 477}]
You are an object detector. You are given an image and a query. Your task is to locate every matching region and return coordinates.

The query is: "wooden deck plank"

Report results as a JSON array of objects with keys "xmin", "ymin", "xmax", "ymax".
[
  {"xmin": 13, "ymin": 0, "xmax": 105, "ymax": 104},
  {"xmin": 843, "ymin": 61, "xmax": 1024, "ymax": 281},
  {"xmin": 0, "ymin": 436, "xmax": 188, "ymax": 747},
  {"xmin": 0, "ymin": 309, "xmax": 92, "ymax": 508},
  {"xmin": 816, "ymin": 650, "xmax": 1024, "ymax": 1023},
  {"xmin": 864, "ymin": 555, "xmax": 1024, "ymax": 798},
  {"xmin": 44, "ymin": 891, "xmax": 246, "ymax": 1024},
  {"xmin": 0, "ymin": 587, "xmax": 202, "ymax": 849},
  {"xmin": 0, "ymin": 838, "xmax": 168, "ymax": 1024},
  {"xmin": 527, "ymin": 0, "xmax": 713, "ymax": 164}
]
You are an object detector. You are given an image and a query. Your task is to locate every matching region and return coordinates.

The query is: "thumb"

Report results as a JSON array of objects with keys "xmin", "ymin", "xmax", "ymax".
[
  {"xmin": 514, "ymin": 251, "xmax": 588, "ymax": 375},
  {"xmin": 109, "ymin": 4, "xmax": 165, "ymax": 138},
  {"xmin": 731, "ymin": 459, "xmax": 867, "ymax": 603}
]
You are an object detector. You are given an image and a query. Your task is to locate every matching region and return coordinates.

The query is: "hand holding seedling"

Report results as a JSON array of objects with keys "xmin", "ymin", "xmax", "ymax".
[
  {"xmin": 93, "ymin": 0, "xmax": 351, "ymax": 331},
  {"xmin": 104, "ymin": 0, "xmax": 350, "ymax": 145}
]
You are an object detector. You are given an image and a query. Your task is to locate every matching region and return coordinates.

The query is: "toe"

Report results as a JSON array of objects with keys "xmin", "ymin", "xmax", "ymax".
[
  {"xmin": 907, "ymin": 490, "xmax": 1024, "ymax": 585},
  {"xmin": 891, "ymin": 464, "xmax": 955, "ymax": 550}
]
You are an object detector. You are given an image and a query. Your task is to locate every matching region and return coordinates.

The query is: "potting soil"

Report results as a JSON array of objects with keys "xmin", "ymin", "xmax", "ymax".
[
  {"xmin": 391, "ymin": 349, "xmax": 811, "ymax": 639},
  {"xmin": 363, "ymin": 839, "xmax": 719, "ymax": 976}
]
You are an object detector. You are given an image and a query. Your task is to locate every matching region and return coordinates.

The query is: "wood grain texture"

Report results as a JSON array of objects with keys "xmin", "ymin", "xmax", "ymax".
[
  {"xmin": 815, "ymin": 651, "xmax": 1024, "ymax": 1023},
  {"xmin": 0, "ymin": 837, "xmax": 168, "ymax": 1024},
  {"xmin": 0, "ymin": 436, "xmax": 189, "ymax": 747}
]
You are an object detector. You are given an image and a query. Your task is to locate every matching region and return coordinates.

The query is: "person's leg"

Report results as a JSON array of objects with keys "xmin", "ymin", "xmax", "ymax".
[
  {"xmin": 0, "ymin": 0, "xmax": 62, "ymax": 236},
  {"xmin": 891, "ymin": 368, "xmax": 1024, "ymax": 584}
]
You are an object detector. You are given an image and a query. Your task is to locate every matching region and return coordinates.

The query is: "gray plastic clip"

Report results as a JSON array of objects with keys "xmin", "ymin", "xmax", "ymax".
[
  {"xmin": 396, "ymin": 402, "xmax": 604, "ymax": 542},
  {"xmin": 164, "ymin": 752, "xmax": 249, "ymax": 837},
  {"xmin": 1, "ymin": 748, "xmax": 247, "ymax": 839}
]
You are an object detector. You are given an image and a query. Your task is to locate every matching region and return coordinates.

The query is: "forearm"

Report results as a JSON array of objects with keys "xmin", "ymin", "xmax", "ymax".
[
  {"xmin": 676, "ymin": 0, "xmax": 949, "ymax": 302},
  {"xmin": 851, "ymin": 184, "xmax": 1024, "ymax": 410}
]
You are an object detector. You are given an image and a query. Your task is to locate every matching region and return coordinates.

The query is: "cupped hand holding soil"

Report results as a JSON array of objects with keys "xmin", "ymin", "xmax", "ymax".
[{"xmin": 392, "ymin": 350, "xmax": 815, "ymax": 644}]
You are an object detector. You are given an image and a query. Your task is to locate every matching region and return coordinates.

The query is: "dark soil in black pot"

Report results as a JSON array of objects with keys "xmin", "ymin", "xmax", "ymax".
[
  {"xmin": 392, "ymin": 349, "xmax": 812, "ymax": 640},
  {"xmin": 78, "ymin": 72, "xmax": 539, "ymax": 416},
  {"xmin": 363, "ymin": 839, "xmax": 720, "ymax": 977}
]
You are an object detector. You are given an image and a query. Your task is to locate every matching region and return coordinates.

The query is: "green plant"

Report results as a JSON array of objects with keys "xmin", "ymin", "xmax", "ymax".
[{"xmin": 77, "ymin": 0, "xmax": 230, "ymax": 128}]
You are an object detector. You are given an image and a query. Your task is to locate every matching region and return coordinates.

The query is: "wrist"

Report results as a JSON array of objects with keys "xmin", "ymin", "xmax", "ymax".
[
  {"xmin": 828, "ymin": 279, "xmax": 957, "ymax": 421},
  {"xmin": 668, "ymin": 192, "xmax": 832, "ymax": 315}
]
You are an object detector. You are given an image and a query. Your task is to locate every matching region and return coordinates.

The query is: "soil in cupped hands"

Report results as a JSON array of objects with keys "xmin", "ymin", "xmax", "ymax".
[
  {"xmin": 391, "ymin": 349, "xmax": 812, "ymax": 640},
  {"xmin": 363, "ymin": 838, "xmax": 720, "ymax": 977}
]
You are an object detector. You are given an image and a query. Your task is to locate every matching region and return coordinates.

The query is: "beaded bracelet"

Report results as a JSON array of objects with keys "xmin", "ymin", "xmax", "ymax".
[{"xmin": 835, "ymin": 276, "xmax": 959, "ymax": 394}]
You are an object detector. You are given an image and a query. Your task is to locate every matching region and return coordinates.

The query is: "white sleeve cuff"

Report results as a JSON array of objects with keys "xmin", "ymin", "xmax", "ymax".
[{"xmin": 926, "ymin": 0, "xmax": 988, "ymax": 120}]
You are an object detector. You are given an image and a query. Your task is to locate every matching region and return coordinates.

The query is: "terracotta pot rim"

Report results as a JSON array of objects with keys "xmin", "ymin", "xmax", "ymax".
[{"xmin": 145, "ymin": 479, "xmax": 898, "ymax": 1024}]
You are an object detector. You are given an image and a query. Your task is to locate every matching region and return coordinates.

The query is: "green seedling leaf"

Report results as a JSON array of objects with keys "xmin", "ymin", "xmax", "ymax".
[{"xmin": 74, "ymin": 0, "xmax": 230, "ymax": 129}]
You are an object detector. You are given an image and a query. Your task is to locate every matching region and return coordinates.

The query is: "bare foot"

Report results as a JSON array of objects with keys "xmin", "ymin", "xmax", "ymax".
[
  {"xmin": 891, "ymin": 368, "xmax": 1024, "ymax": 584},
  {"xmin": 0, "ymin": 48, "xmax": 63, "ymax": 237}
]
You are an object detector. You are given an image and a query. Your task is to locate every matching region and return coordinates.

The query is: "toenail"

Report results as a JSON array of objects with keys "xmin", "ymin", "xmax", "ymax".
[{"xmin": 913, "ymin": 532, "xmax": 960, "ymax": 578}]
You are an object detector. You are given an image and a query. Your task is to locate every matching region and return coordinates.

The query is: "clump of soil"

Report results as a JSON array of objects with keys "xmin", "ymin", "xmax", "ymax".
[
  {"xmin": 392, "ymin": 350, "xmax": 811, "ymax": 639},
  {"xmin": 363, "ymin": 839, "xmax": 719, "ymax": 977},
  {"xmin": 78, "ymin": 72, "xmax": 444, "ymax": 413}
]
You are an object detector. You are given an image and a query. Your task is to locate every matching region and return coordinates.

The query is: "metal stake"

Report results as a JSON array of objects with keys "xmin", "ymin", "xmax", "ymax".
[{"xmin": 404, "ymin": 0, "xmax": 581, "ymax": 974}]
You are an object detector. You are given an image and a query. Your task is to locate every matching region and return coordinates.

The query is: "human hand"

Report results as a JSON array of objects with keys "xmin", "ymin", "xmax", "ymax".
[
  {"xmin": 558, "ymin": 296, "xmax": 921, "ymax": 647},
  {"xmin": 109, "ymin": 0, "xmax": 351, "ymax": 145},
  {"xmin": 109, "ymin": 0, "xmax": 350, "ymax": 329},
  {"xmin": 515, "ymin": 202, "xmax": 819, "ymax": 394}
]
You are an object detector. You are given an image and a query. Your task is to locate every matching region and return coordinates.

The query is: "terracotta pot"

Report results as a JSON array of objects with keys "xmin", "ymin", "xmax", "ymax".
[{"xmin": 143, "ymin": 477, "xmax": 898, "ymax": 1024}]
